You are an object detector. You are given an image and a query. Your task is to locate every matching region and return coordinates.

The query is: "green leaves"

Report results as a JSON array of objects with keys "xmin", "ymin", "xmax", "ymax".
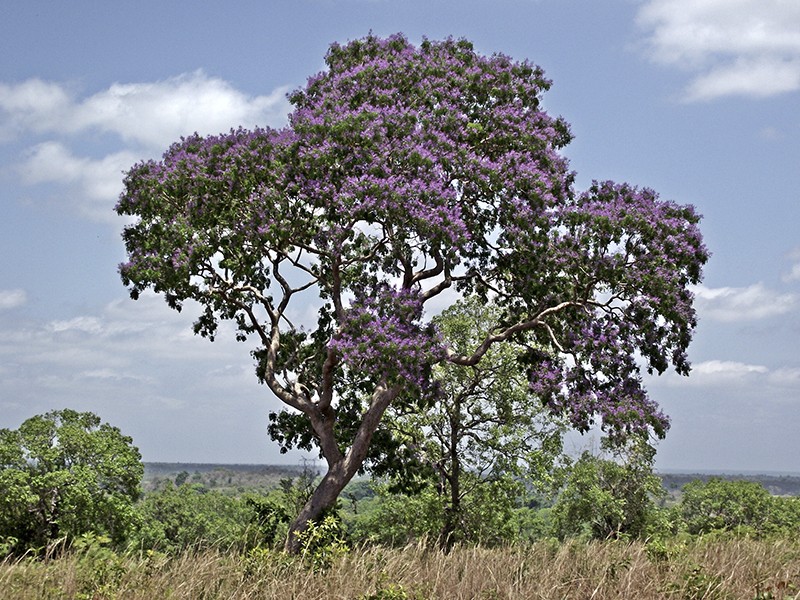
[{"xmin": 0, "ymin": 410, "xmax": 143, "ymax": 555}]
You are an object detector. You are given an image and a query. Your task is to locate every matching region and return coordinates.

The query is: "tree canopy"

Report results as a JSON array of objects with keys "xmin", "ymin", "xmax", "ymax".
[
  {"xmin": 0, "ymin": 409, "xmax": 143, "ymax": 554},
  {"xmin": 116, "ymin": 34, "xmax": 707, "ymax": 551}
]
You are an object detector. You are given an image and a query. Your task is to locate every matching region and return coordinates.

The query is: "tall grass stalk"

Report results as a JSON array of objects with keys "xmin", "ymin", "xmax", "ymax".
[{"xmin": 2, "ymin": 537, "xmax": 799, "ymax": 599}]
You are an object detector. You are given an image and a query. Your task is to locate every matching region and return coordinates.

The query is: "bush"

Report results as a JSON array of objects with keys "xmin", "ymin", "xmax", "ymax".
[
  {"xmin": 679, "ymin": 478, "xmax": 800, "ymax": 537},
  {"xmin": 132, "ymin": 483, "xmax": 260, "ymax": 552},
  {"xmin": 680, "ymin": 478, "xmax": 770, "ymax": 536}
]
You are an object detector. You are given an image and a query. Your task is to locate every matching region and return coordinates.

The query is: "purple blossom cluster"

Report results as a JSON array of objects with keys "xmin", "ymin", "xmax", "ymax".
[
  {"xmin": 329, "ymin": 287, "xmax": 446, "ymax": 391},
  {"xmin": 528, "ymin": 318, "xmax": 670, "ymax": 442}
]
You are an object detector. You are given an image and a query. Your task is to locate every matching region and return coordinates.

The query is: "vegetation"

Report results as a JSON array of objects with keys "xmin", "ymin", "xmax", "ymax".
[
  {"xmin": 2, "ymin": 411, "xmax": 800, "ymax": 598},
  {"xmin": 3, "ymin": 538, "xmax": 800, "ymax": 599},
  {"xmin": 116, "ymin": 33, "xmax": 707, "ymax": 549},
  {"xmin": 377, "ymin": 298, "xmax": 567, "ymax": 550},
  {"xmin": 0, "ymin": 409, "xmax": 142, "ymax": 555},
  {"xmin": 550, "ymin": 439, "xmax": 666, "ymax": 541}
]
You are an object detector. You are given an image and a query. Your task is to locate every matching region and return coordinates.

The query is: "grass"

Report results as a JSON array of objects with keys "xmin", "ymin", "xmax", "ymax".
[{"xmin": 2, "ymin": 537, "xmax": 799, "ymax": 599}]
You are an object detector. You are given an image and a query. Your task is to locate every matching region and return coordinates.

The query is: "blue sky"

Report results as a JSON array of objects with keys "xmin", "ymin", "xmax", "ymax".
[{"xmin": 1, "ymin": 0, "xmax": 799, "ymax": 471}]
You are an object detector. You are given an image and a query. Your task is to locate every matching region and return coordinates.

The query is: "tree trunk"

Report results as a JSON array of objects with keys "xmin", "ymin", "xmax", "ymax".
[
  {"xmin": 440, "ymin": 399, "xmax": 461, "ymax": 552},
  {"xmin": 284, "ymin": 459, "xmax": 351, "ymax": 553},
  {"xmin": 283, "ymin": 384, "xmax": 400, "ymax": 554}
]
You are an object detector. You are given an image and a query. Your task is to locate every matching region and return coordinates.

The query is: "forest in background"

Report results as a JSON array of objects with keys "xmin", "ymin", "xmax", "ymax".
[{"xmin": 142, "ymin": 462, "xmax": 800, "ymax": 498}]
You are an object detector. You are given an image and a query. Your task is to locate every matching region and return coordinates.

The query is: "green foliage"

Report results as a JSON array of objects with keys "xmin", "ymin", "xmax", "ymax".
[
  {"xmin": 550, "ymin": 439, "xmax": 665, "ymax": 541},
  {"xmin": 678, "ymin": 478, "xmax": 799, "ymax": 537},
  {"xmin": 132, "ymin": 483, "xmax": 259, "ymax": 552},
  {"xmin": 246, "ymin": 496, "xmax": 290, "ymax": 548},
  {"xmin": 350, "ymin": 481, "xmax": 445, "ymax": 546},
  {"xmin": 361, "ymin": 583, "xmax": 424, "ymax": 600},
  {"xmin": 768, "ymin": 496, "xmax": 800, "ymax": 535},
  {"xmin": 350, "ymin": 475, "xmax": 543, "ymax": 548},
  {"xmin": 71, "ymin": 532, "xmax": 128, "ymax": 600},
  {"xmin": 376, "ymin": 299, "xmax": 567, "ymax": 548},
  {"xmin": 0, "ymin": 409, "xmax": 143, "ymax": 555},
  {"xmin": 293, "ymin": 514, "xmax": 349, "ymax": 571},
  {"xmin": 664, "ymin": 563, "xmax": 726, "ymax": 600}
]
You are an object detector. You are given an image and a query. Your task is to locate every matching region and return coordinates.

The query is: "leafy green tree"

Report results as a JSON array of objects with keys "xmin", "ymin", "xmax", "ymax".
[
  {"xmin": 768, "ymin": 496, "xmax": 800, "ymax": 535},
  {"xmin": 384, "ymin": 298, "xmax": 566, "ymax": 548},
  {"xmin": 550, "ymin": 439, "xmax": 664, "ymax": 540},
  {"xmin": 679, "ymin": 478, "xmax": 773, "ymax": 536},
  {"xmin": 133, "ymin": 483, "xmax": 258, "ymax": 552},
  {"xmin": 116, "ymin": 34, "xmax": 707, "ymax": 551},
  {"xmin": 0, "ymin": 409, "xmax": 142, "ymax": 554},
  {"xmin": 349, "ymin": 482, "xmax": 444, "ymax": 546}
]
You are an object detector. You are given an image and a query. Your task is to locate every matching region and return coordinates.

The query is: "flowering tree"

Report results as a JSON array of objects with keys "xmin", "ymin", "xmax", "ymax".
[{"xmin": 116, "ymin": 34, "xmax": 707, "ymax": 552}]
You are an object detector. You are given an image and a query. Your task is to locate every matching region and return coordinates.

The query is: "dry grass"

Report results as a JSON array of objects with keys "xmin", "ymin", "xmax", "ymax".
[{"xmin": 2, "ymin": 537, "xmax": 799, "ymax": 599}]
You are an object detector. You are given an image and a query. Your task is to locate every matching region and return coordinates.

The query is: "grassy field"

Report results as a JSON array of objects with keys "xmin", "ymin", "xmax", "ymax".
[{"xmin": 2, "ymin": 537, "xmax": 799, "ymax": 599}]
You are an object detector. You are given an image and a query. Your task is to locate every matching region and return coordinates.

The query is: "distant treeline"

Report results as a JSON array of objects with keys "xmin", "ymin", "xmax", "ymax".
[
  {"xmin": 144, "ymin": 463, "xmax": 800, "ymax": 497},
  {"xmin": 659, "ymin": 472, "xmax": 800, "ymax": 497}
]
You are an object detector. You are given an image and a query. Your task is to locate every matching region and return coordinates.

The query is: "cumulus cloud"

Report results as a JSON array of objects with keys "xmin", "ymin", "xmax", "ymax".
[
  {"xmin": 693, "ymin": 359, "xmax": 768, "ymax": 378},
  {"xmin": 0, "ymin": 71, "xmax": 292, "ymax": 148},
  {"xmin": 0, "ymin": 79, "xmax": 74, "ymax": 141},
  {"xmin": 691, "ymin": 283, "xmax": 798, "ymax": 321},
  {"xmin": 17, "ymin": 142, "xmax": 138, "ymax": 221},
  {"xmin": 636, "ymin": 0, "xmax": 800, "ymax": 101},
  {"xmin": 0, "ymin": 289, "xmax": 27, "ymax": 309}
]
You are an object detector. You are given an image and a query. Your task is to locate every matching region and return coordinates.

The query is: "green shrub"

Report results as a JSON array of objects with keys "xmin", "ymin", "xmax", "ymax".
[
  {"xmin": 132, "ymin": 483, "xmax": 258, "ymax": 552},
  {"xmin": 679, "ymin": 478, "xmax": 772, "ymax": 536}
]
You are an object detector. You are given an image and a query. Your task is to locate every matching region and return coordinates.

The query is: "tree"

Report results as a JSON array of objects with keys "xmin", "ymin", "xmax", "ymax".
[
  {"xmin": 679, "ymin": 478, "xmax": 773, "ymax": 536},
  {"xmin": 383, "ymin": 297, "xmax": 566, "ymax": 549},
  {"xmin": 116, "ymin": 34, "xmax": 707, "ymax": 552},
  {"xmin": 134, "ymin": 483, "xmax": 258, "ymax": 552},
  {"xmin": 0, "ymin": 409, "xmax": 143, "ymax": 554},
  {"xmin": 352, "ymin": 474, "xmax": 536, "ymax": 548},
  {"xmin": 550, "ymin": 439, "xmax": 665, "ymax": 540}
]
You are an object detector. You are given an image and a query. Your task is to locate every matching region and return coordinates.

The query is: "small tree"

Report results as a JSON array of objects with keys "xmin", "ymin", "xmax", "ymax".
[
  {"xmin": 117, "ymin": 34, "xmax": 707, "ymax": 551},
  {"xmin": 550, "ymin": 439, "xmax": 665, "ymax": 540},
  {"xmin": 381, "ymin": 297, "xmax": 566, "ymax": 549},
  {"xmin": 134, "ymin": 483, "xmax": 257, "ymax": 552},
  {"xmin": 679, "ymin": 478, "xmax": 773, "ymax": 536},
  {"xmin": 0, "ymin": 409, "xmax": 142, "ymax": 554}
]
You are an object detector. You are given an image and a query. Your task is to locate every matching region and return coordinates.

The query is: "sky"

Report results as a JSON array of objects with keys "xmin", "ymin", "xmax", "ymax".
[{"xmin": 1, "ymin": 0, "xmax": 798, "ymax": 472}]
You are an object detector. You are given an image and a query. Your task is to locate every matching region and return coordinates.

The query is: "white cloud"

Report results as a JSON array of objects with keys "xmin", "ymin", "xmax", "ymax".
[
  {"xmin": 0, "ymin": 289, "xmax": 26, "ymax": 310},
  {"xmin": 17, "ymin": 142, "xmax": 138, "ymax": 221},
  {"xmin": 784, "ymin": 247, "xmax": 800, "ymax": 282},
  {"xmin": 637, "ymin": 0, "xmax": 800, "ymax": 101},
  {"xmin": 50, "ymin": 316, "xmax": 104, "ymax": 334},
  {"xmin": 691, "ymin": 283, "xmax": 798, "ymax": 321},
  {"xmin": 1, "ymin": 72, "xmax": 292, "ymax": 148},
  {"xmin": 685, "ymin": 57, "xmax": 800, "ymax": 101},
  {"xmin": 694, "ymin": 359, "xmax": 768, "ymax": 378},
  {"xmin": 769, "ymin": 367, "xmax": 800, "ymax": 387},
  {"xmin": 69, "ymin": 72, "xmax": 292, "ymax": 148},
  {"xmin": 0, "ymin": 292, "xmax": 262, "ymax": 406},
  {"xmin": 654, "ymin": 359, "xmax": 790, "ymax": 389},
  {"xmin": 0, "ymin": 79, "xmax": 74, "ymax": 140}
]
